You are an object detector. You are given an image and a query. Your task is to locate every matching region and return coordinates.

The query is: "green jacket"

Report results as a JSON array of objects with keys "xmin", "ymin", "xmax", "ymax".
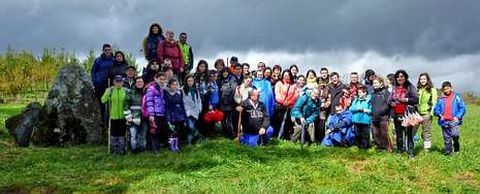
[
  {"xmin": 178, "ymin": 42, "xmax": 193, "ymax": 72},
  {"xmin": 124, "ymin": 88, "xmax": 144, "ymax": 125},
  {"xmin": 101, "ymin": 87, "xmax": 127, "ymax": 120},
  {"xmin": 417, "ymin": 87, "xmax": 438, "ymax": 116}
]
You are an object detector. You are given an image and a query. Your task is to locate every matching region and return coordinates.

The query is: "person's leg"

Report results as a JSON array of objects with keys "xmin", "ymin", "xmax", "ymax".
[
  {"xmin": 372, "ymin": 121, "xmax": 382, "ymax": 149},
  {"xmin": 364, "ymin": 124, "xmax": 371, "ymax": 149},
  {"xmin": 307, "ymin": 123, "xmax": 315, "ymax": 144},
  {"xmin": 139, "ymin": 121, "xmax": 148, "ymax": 151},
  {"xmin": 451, "ymin": 124, "xmax": 460, "ymax": 153},
  {"xmin": 406, "ymin": 126, "xmax": 415, "ymax": 158},
  {"xmin": 272, "ymin": 107, "xmax": 285, "ymax": 138},
  {"xmin": 380, "ymin": 117, "xmax": 390, "ymax": 151},
  {"xmin": 261, "ymin": 126, "xmax": 275, "ymax": 145},
  {"xmin": 129, "ymin": 125, "xmax": 138, "ymax": 152},
  {"xmin": 291, "ymin": 118, "xmax": 302, "ymax": 142},
  {"xmin": 422, "ymin": 115, "xmax": 433, "ymax": 150},
  {"xmin": 393, "ymin": 116, "xmax": 405, "ymax": 152},
  {"xmin": 442, "ymin": 126, "xmax": 453, "ymax": 155}
]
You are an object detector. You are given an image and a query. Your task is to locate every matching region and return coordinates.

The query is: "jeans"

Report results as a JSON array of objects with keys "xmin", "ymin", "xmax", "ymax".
[
  {"xmin": 128, "ymin": 121, "xmax": 148, "ymax": 151},
  {"xmin": 393, "ymin": 116, "xmax": 414, "ymax": 156},
  {"xmin": 442, "ymin": 122, "xmax": 460, "ymax": 154}
]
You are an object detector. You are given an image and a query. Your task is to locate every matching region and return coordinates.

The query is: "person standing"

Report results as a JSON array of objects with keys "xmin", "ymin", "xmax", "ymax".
[
  {"xmin": 102, "ymin": 75, "xmax": 128, "ymax": 155},
  {"xmin": 157, "ymin": 30, "xmax": 185, "ymax": 84},
  {"xmin": 415, "ymin": 73, "xmax": 438, "ymax": 151},
  {"xmin": 143, "ymin": 23, "xmax": 165, "ymax": 62},
  {"xmin": 178, "ymin": 32, "xmax": 194, "ymax": 82},
  {"xmin": 91, "ymin": 44, "xmax": 114, "ymax": 127}
]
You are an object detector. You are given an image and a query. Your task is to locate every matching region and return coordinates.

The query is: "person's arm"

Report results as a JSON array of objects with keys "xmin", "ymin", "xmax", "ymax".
[
  {"xmin": 101, "ymin": 88, "xmax": 111, "ymax": 104},
  {"xmin": 189, "ymin": 46, "xmax": 194, "ymax": 70},
  {"xmin": 145, "ymin": 87, "xmax": 155, "ymax": 116},
  {"xmin": 287, "ymin": 85, "xmax": 300, "ymax": 107},
  {"xmin": 156, "ymin": 41, "xmax": 164, "ymax": 64},
  {"xmin": 455, "ymin": 94, "xmax": 467, "ymax": 120},
  {"xmin": 430, "ymin": 89, "xmax": 438, "ymax": 116},
  {"xmin": 406, "ymin": 86, "xmax": 419, "ymax": 105},
  {"xmin": 306, "ymin": 102, "xmax": 320, "ymax": 124},
  {"xmin": 91, "ymin": 58, "xmax": 98, "ymax": 85},
  {"xmin": 178, "ymin": 45, "xmax": 185, "ymax": 72},
  {"xmin": 124, "ymin": 89, "xmax": 132, "ymax": 119},
  {"xmin": 274, "ymin": 82, "xmax": 283, "ymax": 104},
  {"xmin": 291, "ymin": 95, "xmax": 306, "ymax": 119}
]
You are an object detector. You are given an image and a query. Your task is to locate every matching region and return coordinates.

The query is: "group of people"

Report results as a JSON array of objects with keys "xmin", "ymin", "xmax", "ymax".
[{"xmin": 90, "ymin": 23, "xmax": 467, "ymax": 159}]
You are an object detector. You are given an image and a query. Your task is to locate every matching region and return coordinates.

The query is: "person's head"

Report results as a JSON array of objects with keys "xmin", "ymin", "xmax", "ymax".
[
  {"xmin": 149, "ymin": 23, "xmax": 162, "ymax": 36},
  {"xmin": 350, "ymin": 72, "xmax": 359, "ymax": 84},
  {"xmin": 242, "ymin": 63, "xmax": 250, "ymax": 74},
  {"xmin": 334, "ymin": 104, "xmax": 344, "ymax": 114},
  {"xmin": 357, "ymin": 85, "xmax": 367, "ymax": 99},
  {"xmin": 114, "ymin": 51, "xmax": 125, "ymax": 62},
  {"xmin": 243, "ymin": 75, "xmax": 253, "ymax": 86},
  {"xmin": 256, "ymin": 69, "xmax": 264, "ymax": 79},
  {"xmin": 134, "ymin": 77, "xmax": 144, "ymax": 89},
  {"xmin": 373, "ymin": 77, "xmax": 385, "ymax": 90},
  {"xmin": 102, "ymin": 44, "xmax": 112, "ymax": 58},
  {"xmin": 196, "ymin": 60, "xmax": 208, "ymax": 73},
  {"xmin": 167, "ymin": 78, "xmax": 179, "ymax": 90},
  {"xmin": 289, "ymin": 65, "xmax": 299, "ymax": 76},
  {"xmin": 209, "ymin": 70, "xmax": 218, "ymax": 81},
  {"xmin": 248, "ymin": 89, "xmax": 260, "ymax": 102},
  {"xmin": 234, "ymin": 63, "xmax": 243, "ymax": 76},
  {"xmin": 214, "ymin": 59, "xmax": 225, "ymax": 71},
  {"xmin": 264, "ymin": 67, "xmax": 272, "ymax": 78},
  {"xmin": 320, "ymin": 67, "xmax": 329, "ymax": 80},
  {"xmin": 163, "ymin": 58, "xmax": 172, "ymax": 68},
  {"xmin": 257, "ymin": 62, "xmax": 266, "ymax": 71},
  {"xmin": 442, "ymin": 81, "xmax": 453, "ymax": 95},
  {"xmin": 394, "ymin": 70, "xmax": 409, "ymax": 86},
  {"xmin": 297, "ymin": 75, "xmax": 306, "ymax": 87},
  {"xmin": 306, "ymin": 69, "xmax": 317, "ymax": 80},
  {"xmin": 114, "ymin": 75, "xmax": 123, "ymax": 88},
  {"xmin": 230, "ymin": 56, "xmax": 238, "ymax": 66},
  {"xmin": 125, "ymin": 66, "xmax": 136, "ymax": 78},
  {"xmin": 154, "ymin": 72, "xmax": 166, "ymax": 85},
  {"xmin": 310, "ymin": 88, "xmax": 320, "ymax": 100},
  {"xmin": 163, "ymin": 67, "xmax": 174, "ymax": 79},
  {"xmin": 165, "ymin": 30, "xmax": 174, "ymax": 41},
  {"xmin": 149, "ymin": 60, "xmax": 160, "ymax": 71},
  {"xmin": 417, "ymin": 73, "xmax": 434, "ymax": 90},
  {"xmin": 221, "ymin": 67, "xmax": 230, "ymax": 78},
  {"xmin": 281, "ymin": 69, "xmax": 294, "ymax": 83},
  {"xmin": 386, "ymin": 73, "xmax": 395, "ymax": 86},
  {"xmin": 185, "ymin": 74, "xmax": 195, "ymax": 87},
  {"xmin": 179, "ymin": 32, "xmax": 187, "ymax": 44},
  {"xmin": 273, "ymin": 65, "xmax": 282, "ymax": 76},
  {"xmin": 330, "ymin": 72, "xmax": 340, "ymax": 85},
  {"xmin": 365, "ymin": 69, "xmax": 376, "ymax": 82}
]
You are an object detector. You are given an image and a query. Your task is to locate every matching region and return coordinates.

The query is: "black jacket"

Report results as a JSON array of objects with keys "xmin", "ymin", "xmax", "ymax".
[
  {"xmin": 371, "ymin": 87, "xmax": 390, "ymax": 121},
  {"xmin": 240, "ymin": 99, "xmax": 270, "ymax": 134}
]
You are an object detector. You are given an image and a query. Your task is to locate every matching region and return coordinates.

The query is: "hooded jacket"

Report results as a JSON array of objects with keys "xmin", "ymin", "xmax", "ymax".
[
  {"xmin": 371, "ymin": 87, "xmax": 390, "ymax": 121},
  {"xmin": 290, "ymin": 93, "xmax": 321, "ymax": 124},
  {"xmin": 91, "ymin": 54, "xmax": 114, "ymax": 87},
  {"xmin": 349, "ymin": 95, "xmax": 372, "ymax": 125},
  {"xmin": 145, "ymin": 83, "xmax": 165, "ymax": 116},
  {"xmin": 434, "ymin": 92, "xmax": 466, "ymax": 126},
  {"xmin": 182, "ymin": 86, "xmax": 202, "ymax": 119},
  {"xmin": 252, "ymin": 78, "xmax": 276, "ymax": 117},
  {"xmin": 157, "ymin": 40, "xmax": 184, "ymax": 72},
  {"xmin": 164, "ymin": 87, "xmax": 187, "ymax": 122}
]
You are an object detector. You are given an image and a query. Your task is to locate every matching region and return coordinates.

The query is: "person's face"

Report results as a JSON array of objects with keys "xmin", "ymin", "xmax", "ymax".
[
  {"xmin": 115, "ymin": 53, "xmax": 124, "ymax": 62},
  {"xmin": 187, "ymin": 77, "xmax": 195, "ymax": 87},
  {"xmin": 335, "ymin": 105, "xmax": 343, "ymax": 114},
  {"xmin": 443, "ymin": 86, "xmax": 452, "ymax": 95},
  {"xmin": 166, "ymin": 31, "xmax": 174, "ymax": 41},
  {"xmin": 163, "ymin": 59, "xmax": 172, "ymax": 68},
  {"xmin": 297, "ymin": 77, "xmax": 306, "ymax": 87},
  {"xmin": 222, "ymin": 71, "xmax": 229, "ymax": 78},
  {"xmin": 250, "ymin": 91, "xmax": 260, "ymax": 102},
  {"xmin": 114, "ymin": 80, "xmax": 123, "ymax": 88},
  {"xmin": 244, "ymin": 77, "xmax": 252, "ymax": 85},
  {"xmin": 311, "ymin": 89, "xmax": 320, "ymax": 100},
  {"xmin": 368, "ymin": 75, "xmax": 375, "ymax": 82},
  {"xmin": 126, "ymin": 68, "xmax": 136, "ymax": 78},
  {"xmin": 198, "ymin": 64, "xmax": 207, "ymax": 72},
  {"xmin": 235, "ymin": 67, "xmax": 242, "ymax": 75},
  {"xmin": 373, "ymin": 79, "xmax": 383, "ymax": 89},
  {"xmin": 256, "ymin": 70, "xmax": 264, "ymax": 79},
  {"xmin": 320, "ymin": 70, "xmax": 328, "ymax": 79},
  {"xmin": 165, "ymin": 70, "xmax": 173, "ymax": 78},
  {"xmin": 210, "ymin": 73, "xmax": 218, "ymax": 81},
  {"xmin": 103, "ymin": 47, "xmax": 112, "ymax": 57},
  {"xmin": 283, "ymin": 73, "xmax": 291, "ymax": 81},
  {"xmin": 358, "ymin": 90, "xmax": 367, "ymax": 98},
  {"xmin": 265, "ymin": 69, "xmax": 272, "ymax": 77},
  {"xmin": 396, "ymin": 73, "xmax": 406, "ymax": 86},
  {"xmin": 179, "ymin": 34, "xmax": 187, "ymax": 43},
  {"xmin": 150, "ymin": 62, "xmax": 159, "ymax": 71},
  {"xmin": 419, "ymin": 75, "xmax": 428, "ymax": 86},
  {"xmin": 215, "ymin": 64, "xmax": 224, "ymax": 71},
  {"xmin": 331, "ymin": 75, "xmax": 339, "ymax": 85},
  {"xmin": 156, "ymin": 76, "xmax": 166, "ymax": 85},
  {"xmin": 291, "ymin": 67, "xmax": 298, "ymax": 75},
  {"xmin": 273, "ymin": 69, "xmax": 281, "ymax": 76},
  {"xmin": 152, "ymin": 26, "xmax": 159, "ymax": 34},
  {"xmin": 135, "ymin": 79, "xmax": 144, "ymax": 89},
  {"xmin": 350, "ymin": 74, "xmax": 359, "ymax": 84},
  {"xmin": 307, "ymin": 72, "xmax": 316, "ymax": 80},
  {"xmin": 170, "ymin": 81, "xmax": 179, "ymax": 90},
  {"xmin": 257, "ymin": 63, "xmax": 265, "ymax": 71},
  {"xmin": 243, "ymin": 65, "xmax": 250, "ymax": 74}
]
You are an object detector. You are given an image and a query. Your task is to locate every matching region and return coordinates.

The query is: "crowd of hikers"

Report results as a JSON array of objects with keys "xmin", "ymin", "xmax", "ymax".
[{"xmin": 90, "ymin": 23, "xmax": 467, "ymax": 159}]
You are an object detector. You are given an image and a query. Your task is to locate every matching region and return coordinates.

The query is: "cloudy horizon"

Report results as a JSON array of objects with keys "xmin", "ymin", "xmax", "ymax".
[{"xmin": 1, "ymin": 0, "xmax": 479, "ymax": 93}]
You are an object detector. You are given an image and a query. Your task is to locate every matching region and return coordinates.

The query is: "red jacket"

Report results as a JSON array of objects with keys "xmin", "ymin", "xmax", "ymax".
[
  {"xmin": 274, "ymin": 81, "xmax": 300, "ymax": 108},
  {"xmin": 157, "ymin": 40, "xmax": 184, "ymax": 72}
]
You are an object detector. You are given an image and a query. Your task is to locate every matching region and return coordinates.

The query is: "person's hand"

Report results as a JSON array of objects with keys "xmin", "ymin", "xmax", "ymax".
[
  {"xmin": 283, "ymin": 101, "xmax": 289, "ymax": 107},
  {"xmin": 179, "ymin": 68, "xmax": 184, "ymax": 73},
  {"xmin": 259, "ymin": 128, "xmax": 266, "ymax": 135},
  {"xmin": 391, "ymin": 102, "xmax": 397, "ymax": 107},
  {"xmin": 149, "ymin": 116, "xmax": 155, "ymax": 125},
  {"xmin": 236, "ymin": 106, "xmax": 244, "ymax": 113},
  {"xmin": 398, "ymin": 98, "xmax": 407, "ymax": 103},
  {"xmin": 127, "ymin": 117, "xmax": 133, "ymax": 123},
  {"xmin": 300, "ymin": 118, "xmax": 306, "ymax": 125},
  {"xmin": 452, "ymin": 117, "xmax": 459, "ymax": 123},
  {"xmin": 325, "ymin": 129, "xmax": 332, "ymax": 135}
]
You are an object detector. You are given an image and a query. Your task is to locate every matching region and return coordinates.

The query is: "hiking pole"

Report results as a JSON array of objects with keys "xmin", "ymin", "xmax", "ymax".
[
  {"xmin": 237, "ymin": 110, "xmax": 242, "ymax": 147},
  {"xmin": 277, "ymin": 107, "xmax": 289, "ymax": 139},
  {"xmin": 301, "ymin": 121, "xmax": 307, "ymax": 149},
  {"xmin": 107, "ymin": 78, "xmax": 112, "ymax": 154}
]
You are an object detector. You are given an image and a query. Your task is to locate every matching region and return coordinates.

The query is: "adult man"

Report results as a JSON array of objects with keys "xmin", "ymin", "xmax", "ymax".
[{"xmin": 91, "ymin": 43, "xmax": 114, "ymax": 127}]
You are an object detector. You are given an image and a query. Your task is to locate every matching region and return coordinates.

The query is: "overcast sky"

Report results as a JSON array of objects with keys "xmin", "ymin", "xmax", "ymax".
[{"xmin": 1, "ymin": 0, "xmax": 479, "ymax": 93}]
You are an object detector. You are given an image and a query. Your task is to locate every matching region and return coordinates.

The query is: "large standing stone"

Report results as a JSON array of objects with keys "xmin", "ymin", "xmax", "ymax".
[
  {"xmin": 32, "ymin": 62, "xmax": 103, "ymax": 146},
  {"xmin": 5, "ymin": 102, "xmax": 42, "ymax": 147}
]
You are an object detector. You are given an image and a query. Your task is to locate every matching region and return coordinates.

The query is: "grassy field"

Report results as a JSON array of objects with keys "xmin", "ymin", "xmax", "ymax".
[{"xmin": 0, "ymin": 104, "xmax": 479, "ymax": 193}]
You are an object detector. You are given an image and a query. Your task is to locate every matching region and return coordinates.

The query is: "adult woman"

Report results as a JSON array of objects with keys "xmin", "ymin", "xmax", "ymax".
[
  {"xmin": 157, "ymin": 30, "xmax": 184, "ymax": 81},
  {"xmin": 143, "ymin": 23, "xmax": 165, "ymax": 62},
  {"xmin": 416, "ymin": 73, "xmax": 438, "ymax": 151},
  {"xmin": 273, "ymin": 70, "xmax": 300, "ymax": 139}
]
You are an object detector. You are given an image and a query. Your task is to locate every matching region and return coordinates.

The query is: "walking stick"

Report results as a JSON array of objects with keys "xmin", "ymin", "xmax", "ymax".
[
  {"xmin": 277, "ymin": 107, "xmax": 289, "ymax": 139},
  {"xmin": 301, "ymin": 121, "xmax": 307, "ymax": 149},
  {"xmin": 237, "ymin": 110, "xmax": 242, "ymax": 147},
  {"xmin": 107, "ymin": 78, "xmax": 112, "ymax": 154}
]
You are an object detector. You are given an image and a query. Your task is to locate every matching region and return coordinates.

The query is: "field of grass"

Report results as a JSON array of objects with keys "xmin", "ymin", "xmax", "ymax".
[{"xmin": 0, "ymin": 103, "xmax": 479, "ymax": 193}]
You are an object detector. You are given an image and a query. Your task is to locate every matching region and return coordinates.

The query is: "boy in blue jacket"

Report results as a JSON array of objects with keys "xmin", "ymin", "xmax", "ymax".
[
  {"xmin": 434, "ymin": 81, "xmax": 466, "ymax": 155},
  {"xmin": 322, "ymin": 104, "xmax": 355, "ymax": 147},
  {"xmin": 349, "ymin": 86, "xmax": 372, "ymax": 149}
]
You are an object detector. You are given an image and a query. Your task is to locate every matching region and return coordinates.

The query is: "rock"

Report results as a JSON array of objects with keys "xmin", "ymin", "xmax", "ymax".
[
  {"xmin": 5, "ymin": 102, "xmax": 42, "ymax": 147},
  {"xmin": 32, "ymin": 62, "xmax": 103, "ymax": 146}
]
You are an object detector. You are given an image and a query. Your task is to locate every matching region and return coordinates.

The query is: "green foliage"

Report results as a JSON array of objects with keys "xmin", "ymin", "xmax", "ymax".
[{"xmin": 0, "ymin": 104, "xmax": 479, "ymax": 193}]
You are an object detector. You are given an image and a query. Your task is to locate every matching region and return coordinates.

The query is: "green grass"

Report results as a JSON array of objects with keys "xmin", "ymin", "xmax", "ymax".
[{"xmin": 0, "ymin": 104, "xmax": 479, "ymax": 193}]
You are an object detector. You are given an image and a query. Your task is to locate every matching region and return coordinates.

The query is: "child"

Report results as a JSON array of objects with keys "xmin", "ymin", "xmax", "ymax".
[
  {"xmin": 102, "ymin": 75, "xmax": 128, "ymax": 155},
  {"xmin": 164, "ymin": 78, "xmax": 188, "ymax": 152},
  {"xmin": 434, "ymin": 81, "xmax": 466, "ymax": 155},
  {"xmin": 416, "ymin": 73, "xmax": 438, "ymax": 151},
  {"xmin": 124, "ymin": 77, "xmax": 147, "ymax": 153},
  {"xmin": 349, "ymin": 85, "xmax": 372, "ymax": 149},
  {"xmin": 145, "ymin": 72, "xmax": 166, "ymax": 154},
  {"xmin": 182, "ymin": 74, "xmax": 203, "ymax": 145},
  {"xmin": 321, "ymin": 104, "xmax": 355, "ymax": 147}
]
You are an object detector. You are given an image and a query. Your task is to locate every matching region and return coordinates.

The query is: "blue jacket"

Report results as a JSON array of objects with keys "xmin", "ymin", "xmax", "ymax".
[
  {"xmin": 349, "ymin": 95, "xmax": 372, "ymax": 125},
  {"xmin": 434, "ymin": 92, "xmax": 466, "ymax": 126},
  {"xmin": 164, "ymin": 88, "xmax": 187, "ymax": 122},
  {"xmin": 328, "ymin": 110, "xmax": 353, "ymax": 130},
  {"xmin": 252, "ymin": 78, "xmax": 275, "ymax": 117},
  {"xmin": 91, "ymin": 54, "xmax": 114, "ymax": 87},
  {"xmin": 290, "ymin": 93, "xmax": 321, "ymax": 124}
]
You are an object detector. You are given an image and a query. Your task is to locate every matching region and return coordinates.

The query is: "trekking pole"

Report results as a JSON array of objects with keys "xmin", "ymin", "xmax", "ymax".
[
  {"xmin": 301, "ymin": 121, "xmax": 307, "ymax": 149},
  {"xmin": 277, "ymin": 107, "xmax": 289, "ymax": 139},
  {"xmin": 107, "ymin": 78, "xmax": 112, "ymax": 154},
  {"xmin": 237, "ymin": 111, "xmax": 242, "ymax": 147}
]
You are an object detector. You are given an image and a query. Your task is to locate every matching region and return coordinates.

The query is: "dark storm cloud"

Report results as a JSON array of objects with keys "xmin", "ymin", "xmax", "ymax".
[{"xmin": 1, "ymin": 0, "xmax": 480, "ymax": 58}]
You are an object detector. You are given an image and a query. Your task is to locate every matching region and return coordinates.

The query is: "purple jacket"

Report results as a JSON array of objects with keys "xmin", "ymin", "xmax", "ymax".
[{"xmin": 145, "ymin": 83, "xmax": 165, "ymax": 116}]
